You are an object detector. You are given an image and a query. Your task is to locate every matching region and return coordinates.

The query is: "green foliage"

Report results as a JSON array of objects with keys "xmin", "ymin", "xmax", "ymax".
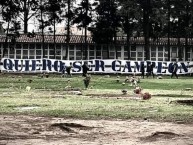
[
  {"xmin": 0, "ymin": 1, "xmax": 22, "ymax": 57},
  {"xmin": 89, "ymin": 0, "xmax": 121, "ymax": 44},
  {"xmin": 46, "ymin": 0, "xmax": 64, "ymax": 25},
  {"xmin": 73, "ymin": 0, "xmax": 92, "ymax": 28}
]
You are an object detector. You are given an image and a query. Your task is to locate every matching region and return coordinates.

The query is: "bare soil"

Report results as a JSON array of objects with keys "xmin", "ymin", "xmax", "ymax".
[{"xmin": 1, "ymin": 115, "xmax": 193, "ymax": 145}]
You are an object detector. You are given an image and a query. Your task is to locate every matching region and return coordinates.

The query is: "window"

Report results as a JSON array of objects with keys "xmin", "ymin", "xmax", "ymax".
[
  {"xmin": 124, "ymin": 45, "xmax": 129, "ymax": 60},
  {"xmin": 36, "ymin": 44, "xmax": 41, "ymax": 49},
  {"xmin": 23, "ymin": 50, "xmax": 28, "ymax": 59},
  {"xmin": 172, "ymin": 46, "xmax": 177, "ymax": 60},
  {"xmin": 16, "ymin": 44, "xmax": 22, "ymax": 49},
  {"xmin": 69, "ymin": 45, "xmax": 74, "ymax": 60},
  {"xmin": 23, "ymin": 55, "xmax": 28, "ymax": 59},
  {"xmin": 164, "ymin": 47, "xmax": 168, "ymax": 61},
  {"xmin": 29, "ymin": 50, "xmax": 35, "ymax": 59},
  {"xmin": 109, "ymin": 45, "xmax": 115, "ymax": 59},
  {"xmin": 151, "ymin": 52, "xmax": 156, "ymax": 57},
  {"xmin": 89, "ymin": 45, "xmax": 95, "ymax": 59},
  {"xmin": 131, "ymin": 45, "xmax": 136, "ymax": 51},
  {"xmin": 158, "ymin": 46, "xmax": 163, "ymax": 51},
  {"xmin": 0, "ymin": 43, "xmax": 2, "ymax": 56},
  {"xmin": 56, "ymin": 44, "xmax": 61, "ymax": 60},
  {"xmin": 82, "ymin": 48, "xmax": 87, "ymax": 59},
  {"xmin": 29, "ymin": 44, "xmax": 35, "ymax": 49},
  {"xmin": 35, "ymin": 44, "xmax": 42, "ymax": 59},
  {"xmin": 137, "ymin": 47, "xmax": 143, "ymax": 61},
  {"xmin": 36, "ymin": 55, "xmax": 41, "ymax": 59},
  {"xmin": 191, "ymin": 48, "xmax": 193, "ymax": 61},
  {"xmin": 138, "ymin": 58, "xmax": 143, "ymax": 61},
  {"xmin": 44, "ymin": 44, "xmax": 48, "ymax": 58},
  {"xmin": 36, "ymin": 50, "xmax": 42, "ymax": 55},
  {"xmin": 116, "ymin": 46, "xmax": 122, "ymax": 59},
  {"xmin": 138, "ymin": 52, "xmax": 143, "ymax": 57},
  {"xmin": 124, "ymin": 51, "xmax": 128, "ymax": 59},
  {"xmin": 171, "ymin": 52, "xmax": 177, "ymax": 58},
  {"xmin": 49, "ymin": 55, "xmax": 55, "ymax": 59},
  {"xmin": 89, "ymin": 51, "xmax": 94, "ymax": 57},
  {"xmin": 96, "ymin": 45, "xmax": 102, "ymax": 59},
  {"xmin": 117, "ymin": 52, "xmax": 121, "ymax": 58},
  {"xmin": 62, "ymin": 45, "xmax": 67, "ymax": 60},
  {"xmin": 150, "ymin": 46, "xmax": 156, "ymax": 61},
  {"xmin": 76, "ymin": 52, "xmax": 82, "ymax": 60},
  {"xmin": 90, "ymin": 45, "xmax": 94, "ymax": 51},
  {"xmin": 151, "ymin": 45, "xmax": 156, "ymax": 51},
  {"xmin": 9, "ymin": 48, "xmax": 15, "ymax": 58},
  {"xmin": 23, "ymin": 44, "xmax": 28, "ymax": 49},
  {"xmin": 8, "ymin": 44, "xmax": 17, "ymax": 59},
  {"xmin": 170, "ymin": 46, "xmax": 178, "ymax": 60},
  {"xmin": 29, "ymin": 44, "xmax": 35, "ymax": 59},
  {"xmin": 16, "ymin": 49, "xmax": 21, "ymax": 59},
  {"xmin": 187, "ymin": 46, "xmax": 191, "ymax": 61},
  {"xmin": 76, "ymin": 45, "xmax": 82, "ymax": 60},
  {"xmin": 49, "ymin": 44, "xmax": 55, "ymax": 56},
  {"xmin": 56, "ymin": 56, "xmax": 61, "ymax": 60},
  {"xmin": 130, "ymin": 45, "xmax": 136, "ymax": 61},
  {"xmin": 158, "ymin": 52, "xmax": 163, "ymax": 57},
  {"xmin": 102, "ymin": 45, "xmax": 108, "ymax": 59},
  {"xmin": 49, "ymin": 44, "xmax": 55, "ymax": 59},
  {"xmin": 131, "ymin": 52, "xmax": 136, "ymax": 57},
  {"xmin": 56, "ymin": 45, "xmax": 61, "ymax": 55}
]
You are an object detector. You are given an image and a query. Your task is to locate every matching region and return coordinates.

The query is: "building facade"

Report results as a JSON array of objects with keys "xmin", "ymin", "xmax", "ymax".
[{"xmin": 0, "ymin": 34, "xmax": 193, "ymax": 62}]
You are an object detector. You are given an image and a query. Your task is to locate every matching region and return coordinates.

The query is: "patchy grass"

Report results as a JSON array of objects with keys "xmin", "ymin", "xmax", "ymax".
[{"xmin": 0, "ymin": 74, "xmax": 193, "ymax": 122}]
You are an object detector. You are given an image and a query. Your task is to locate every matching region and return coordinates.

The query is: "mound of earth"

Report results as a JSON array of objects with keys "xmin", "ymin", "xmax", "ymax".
[{"xmin": 141, "ymin": 131, "xmax": 181, "ymax": 142}]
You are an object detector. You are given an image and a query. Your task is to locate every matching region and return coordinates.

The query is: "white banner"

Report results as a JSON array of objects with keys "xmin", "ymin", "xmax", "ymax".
[{"xmin": 0, "ymin": 58, "xmax": 192, "ymax": 75}]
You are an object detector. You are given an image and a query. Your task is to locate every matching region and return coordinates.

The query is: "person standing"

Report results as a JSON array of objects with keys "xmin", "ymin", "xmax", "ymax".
[
  {"xmin": 146, "ymin": 63, "xmax": 151, "ymax": 78},
  {"xmin": 61, "ymin": 63, "xmax": 66, "ymax": 77},
  {"xmin": 140, "ymin": 63, "xmax": 145, "ymax": 79},
  {"xmin": 66, "ymin": 62, "xmax": 72, "ymax": 77},
  {"xmin": 82, "ymin": 62, "xmax": 89, "ymax": 77},
  {"xmin": 171, "ymin": 62, "xmax": 178, "ymax": 79},
  {"xmin": 150, "ymin": 63, "xmax": 155, "ymax": 78},
  {"xmin": 146, "ymin": 62, "xmax": 155, "ymax": 78}
]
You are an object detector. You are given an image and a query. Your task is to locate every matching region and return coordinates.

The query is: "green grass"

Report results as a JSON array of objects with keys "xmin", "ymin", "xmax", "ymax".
[{"xmin": 0, "ymin": 74, "xmax": 193, "ymax": 122}]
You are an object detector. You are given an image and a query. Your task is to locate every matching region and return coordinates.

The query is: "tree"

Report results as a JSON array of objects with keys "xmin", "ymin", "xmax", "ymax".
[
  {"xmin": 17, "ymin": 0, "xmax": 39, "ymax": 33},
  {"xmin": 73, "ymin": 0, "xmax": 92, "ymax": 60},
  {"xmin": 180, "ymin": 0, "xmax": 193, "ymax": 61},
  {"xmin": 166, "ymin": 0, "xmax": 171, "ymax": 61},
  {"xmin": 119, "ymin": 0, "xmax": 141, "ymax": 60},
  {"xmin": 46, "ymin": 0, "xmax": 64, "ymax": 58},
  {"xmin": 0, "ymin": 0, "xmax": 21, "ymax": 57},
  {"xmin": 169, "ymin": 0, "xmax": 193, "ymax": 61},
  {"xmin": 63, "ymin": 0, "xmax": 75, "ymax": 60},
  {"xmin": 137, "ymin": 0, "xmax": 152, "ymax": 60},
  {"xmin": 36, "ymin": 0, "xmax": 50, "ymax": 58},
  {"xmin": 149, "ymin": 0, "xmax": 167, "ymax": 40},
  {"xmin": 89, "ymin": 0, "xmax": 121, "ymax": 59}
]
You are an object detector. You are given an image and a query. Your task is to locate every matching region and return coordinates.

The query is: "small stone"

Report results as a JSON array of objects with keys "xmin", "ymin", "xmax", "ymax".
[{"xmin": 26, "ymin": 86, "xmax": 31, "ymax": 91}]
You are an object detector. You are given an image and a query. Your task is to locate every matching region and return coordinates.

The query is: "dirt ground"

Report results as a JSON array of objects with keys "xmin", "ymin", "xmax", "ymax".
[{"xmin": 1, "ymin": 115, "xmax": 193, "ymax": 145}]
